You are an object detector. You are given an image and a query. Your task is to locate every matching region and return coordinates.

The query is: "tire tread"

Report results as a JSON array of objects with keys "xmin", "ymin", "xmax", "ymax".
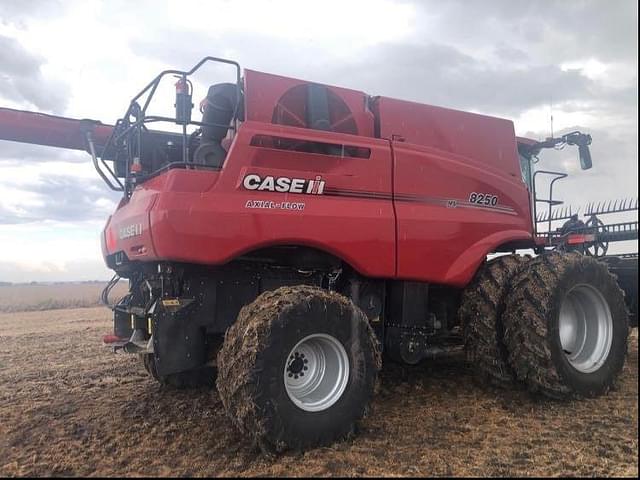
[{"xmin": 459, "ymin": 254, "xmax": 528, "ymax": 387}]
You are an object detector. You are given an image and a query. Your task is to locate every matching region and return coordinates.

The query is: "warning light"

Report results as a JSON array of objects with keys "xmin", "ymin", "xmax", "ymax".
[{"xmin": 106, "ymin": 227, "xmax": 117, "ymax": 252}]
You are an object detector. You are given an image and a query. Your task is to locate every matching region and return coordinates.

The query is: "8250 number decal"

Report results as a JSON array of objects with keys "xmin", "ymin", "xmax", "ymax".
[{"xmin": 469, "ymin": 192, "xmax": 498, "ymax": 206}]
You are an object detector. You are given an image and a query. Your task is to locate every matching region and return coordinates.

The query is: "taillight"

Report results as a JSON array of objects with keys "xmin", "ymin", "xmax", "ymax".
[{"xmin": 106, "ymin": 227, "xmax": 117, "ymax": 252}]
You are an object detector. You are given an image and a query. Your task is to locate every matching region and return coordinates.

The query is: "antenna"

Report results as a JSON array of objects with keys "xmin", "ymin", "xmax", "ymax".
[{"xmin": 550, "ymin": 95, "xmax": 554, "ymax": 139}]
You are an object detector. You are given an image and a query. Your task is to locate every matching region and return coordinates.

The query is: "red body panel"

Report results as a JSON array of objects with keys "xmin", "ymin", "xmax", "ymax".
[
  {"xmin": 105, "ymin": 121, "xmax": 397, "ymax": 279},
  {"xmin": 0, "ymin": 70, "xmax": 535, "ymax": 288},
  {"xmin": 392, "ymin": 141, "xmax": 532, "ymax": 285},
  {"xmin": 370, "ymin": 97, "xmax": 531, "ymax": 284},
  {"xmin": 104, "ymin": 122, "xmax": 532, "ymax": 286},
  {"xmin": 374, "ymin": 97, "xmax": 522, "ymax": 178},
  {"xmin": 102, "ymin": 190, "xmax": 159, "ymax": 261}
]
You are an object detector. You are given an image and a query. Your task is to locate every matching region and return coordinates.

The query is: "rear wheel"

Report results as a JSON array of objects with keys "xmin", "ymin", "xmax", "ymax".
[
  {"xmin": 459, "ymin": 254, "xmax": 528, "ymax": 387},
  {"xmin": 141, "ymin": 353, "xmax": 216, "ymax": 389},
  {"xmin": 503, "ymin": 252, "xmax": 629, "ymax": 398},
  {"xmin": 216, "ymin": 285, "xmax": 380, "ymax": 453}
]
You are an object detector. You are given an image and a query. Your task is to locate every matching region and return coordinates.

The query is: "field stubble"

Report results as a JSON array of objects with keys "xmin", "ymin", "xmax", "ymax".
[
  {"xmin": 0, "ymin": 282, "xmax": 128, "ymax": 313},
  {"xmin": 0, "ymin": 302, "xmax": 637, "ymax": 476}
]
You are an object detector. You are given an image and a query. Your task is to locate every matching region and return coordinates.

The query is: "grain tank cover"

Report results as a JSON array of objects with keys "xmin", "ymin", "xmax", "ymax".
[{"xmin": 373, "ymin": 97, "xmax": 521, "ymax": 178}]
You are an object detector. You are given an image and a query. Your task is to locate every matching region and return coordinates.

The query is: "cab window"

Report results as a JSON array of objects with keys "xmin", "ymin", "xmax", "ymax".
[{"xmin": 518, "ymin": 152, "xmax": 533, "ymax": 190}]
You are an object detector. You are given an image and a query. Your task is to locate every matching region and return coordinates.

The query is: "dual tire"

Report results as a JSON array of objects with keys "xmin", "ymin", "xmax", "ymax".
[
  {"xmin": 502, "ymin": 252, "xmax": 628, "ymax": 398},
  {"xmin": 459, "ymin": 254, "xmax": 527, "ymax": 387},
  {"xmin": 462, "ymin": 252, "xmax": 629, "ymax": 398}
]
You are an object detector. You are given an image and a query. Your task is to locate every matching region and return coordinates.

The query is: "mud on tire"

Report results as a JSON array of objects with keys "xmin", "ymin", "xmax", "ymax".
[
  {"xmin": 141, "ymin": 354, "xmax": 216, "ymax": 389},
  {"xmin": 216, "ymin": 285, "xmax": 381, "ymax": 453},
  {"xmin": 503, "ymin": 252, "xmax": 629, "ymax": 399},
  {"xmin": 459, "ymin": 254, "xmax": 528, "ymax": 387}
]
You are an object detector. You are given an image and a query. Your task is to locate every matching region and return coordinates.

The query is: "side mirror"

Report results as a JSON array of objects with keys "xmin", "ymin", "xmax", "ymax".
[
  {"xmin": 564, "ymin": 131, "xmax": 593, "ymax": 170},
  {"xmin": 578, "ymin": 143, "xmax": 592, "ymax": 170}
]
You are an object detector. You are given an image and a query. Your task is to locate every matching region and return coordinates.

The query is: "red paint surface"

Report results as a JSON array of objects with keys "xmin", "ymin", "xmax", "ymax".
[
  {"xmin": 104, "ymin": 117, "xmax": 533, "ymax": 286},
  {"xmin": 0, "ymin": 107, "xmax": 112, "ymax": 151},
  {"xmin": 0, "ymin": 68, "xmax": 536, "ymax": 287}
]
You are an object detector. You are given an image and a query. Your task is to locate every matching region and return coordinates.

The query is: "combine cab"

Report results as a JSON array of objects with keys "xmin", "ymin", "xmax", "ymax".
[{"xmin": 1, "ymin": 57, "xmax": 637, "ymax": 452}]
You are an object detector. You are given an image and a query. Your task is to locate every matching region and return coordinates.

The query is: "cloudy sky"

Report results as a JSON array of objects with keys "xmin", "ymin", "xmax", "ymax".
[{"xmin": 0, "ymin": 0, "xmax": 637, "ymax": 282}]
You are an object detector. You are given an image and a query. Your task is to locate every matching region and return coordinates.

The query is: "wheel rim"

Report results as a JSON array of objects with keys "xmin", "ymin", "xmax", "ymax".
[
  {"xmin": 284, "ymin": 333, "xmax": 350, "ymax": 412},
  {"xmin": 558, "ymin": 284, "xmax": 613, "ymax": 373}
]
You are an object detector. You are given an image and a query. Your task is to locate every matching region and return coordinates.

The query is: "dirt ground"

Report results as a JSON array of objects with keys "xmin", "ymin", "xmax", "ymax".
[{"xmin": 0, "ymin": 307, "xmax": 637, "ymax": 477}]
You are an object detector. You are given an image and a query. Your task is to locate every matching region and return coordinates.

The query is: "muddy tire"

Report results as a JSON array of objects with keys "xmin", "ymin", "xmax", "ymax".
[
  {"xmin": 216, "ymin": 285, "xmax": 381, "ymax": 453},
  {"xmin": 503, "ymin": 252, "xmax": 629, "ymax": 399},
  {"xmin": 141, "ymin": 354, "xmax": 216, "ymax": 389},
  {"xmin": 459, "ymin": 254, "xmax": 528, "ymax": 387}
]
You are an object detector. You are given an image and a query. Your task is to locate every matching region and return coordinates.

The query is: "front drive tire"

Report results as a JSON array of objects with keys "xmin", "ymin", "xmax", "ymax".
[
  {"xmin": 216, "ymin": 285, "xmax": 381, "ymax": 453},
  {"xmin": 503, "ymin": 252, "xmax": 629, "ymax": 399}
]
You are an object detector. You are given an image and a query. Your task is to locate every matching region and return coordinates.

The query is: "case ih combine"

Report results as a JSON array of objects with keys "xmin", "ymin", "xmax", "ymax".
[{"xmin": 1, "ymin": 57, "xmax": 637, "ymax": 452}]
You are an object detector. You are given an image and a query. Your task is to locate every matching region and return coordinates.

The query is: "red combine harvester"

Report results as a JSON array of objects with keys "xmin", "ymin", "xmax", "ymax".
[{"xmin": 1, "ymin": 57, "xmax": 637, "ymax": 452}]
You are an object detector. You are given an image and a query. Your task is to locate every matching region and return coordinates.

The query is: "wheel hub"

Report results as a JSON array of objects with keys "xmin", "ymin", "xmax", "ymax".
[
  {"xmin": 559, "ymin": 284, "xmax": 613, "ymax": 373},
  {"xmin": 284, "ymin": 333, "xmax": 350, "ymax": 412},
  {"xmin": 286, "ymin": 352, "xmax": 307, "ymax": 378}
]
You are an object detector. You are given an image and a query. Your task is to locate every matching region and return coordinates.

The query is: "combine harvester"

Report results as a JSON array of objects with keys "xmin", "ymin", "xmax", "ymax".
[{"xmin": 1, "ymin": 57, "xmax": 637, "ymax": 452}]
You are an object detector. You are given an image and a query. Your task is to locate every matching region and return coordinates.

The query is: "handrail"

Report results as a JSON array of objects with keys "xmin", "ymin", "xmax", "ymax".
[
  {"xmin": 85, "ymin": 130, "xmax": 123, "ymax": 191},
  {"xmin": 532, "ymin": 169, "xmax": 568, "ymax": 242},
  {"xmin": 97, "ymin": 56, "xmax": 242, "ymax": 197}
]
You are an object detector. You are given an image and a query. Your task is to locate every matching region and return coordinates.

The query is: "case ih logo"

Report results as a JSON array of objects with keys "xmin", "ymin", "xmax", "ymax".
[
  {"xmin": 119, "ymin": 223, "xmax": 143, "ymax": 240},
  {"xmin": 242, "ymin": 174, "xmax": 325, "ymax": 195}
]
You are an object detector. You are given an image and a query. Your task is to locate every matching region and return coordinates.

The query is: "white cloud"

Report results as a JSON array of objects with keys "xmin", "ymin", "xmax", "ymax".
[
  {"xmin": 0, "ymin": 0, "xmax": 636, "ymax": 281},
  {"xmin": 165, "ymin": 0, "xmax": 416, "ymax": 45}
]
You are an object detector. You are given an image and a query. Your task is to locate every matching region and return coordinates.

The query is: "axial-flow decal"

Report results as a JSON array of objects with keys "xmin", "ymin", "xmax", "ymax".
[{"xmin": 245, "ymin": 200, "xmax": 306, "ymax": 210}]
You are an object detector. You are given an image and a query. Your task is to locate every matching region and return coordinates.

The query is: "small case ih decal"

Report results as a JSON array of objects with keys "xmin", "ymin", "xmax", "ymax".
[
  {"xmin": 118, "ymin": 223, "xmax": 143, "ymax": 240},
  {"xmin": 242, "ymin": 174, "xmax": 326, "ymax": 195}
]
